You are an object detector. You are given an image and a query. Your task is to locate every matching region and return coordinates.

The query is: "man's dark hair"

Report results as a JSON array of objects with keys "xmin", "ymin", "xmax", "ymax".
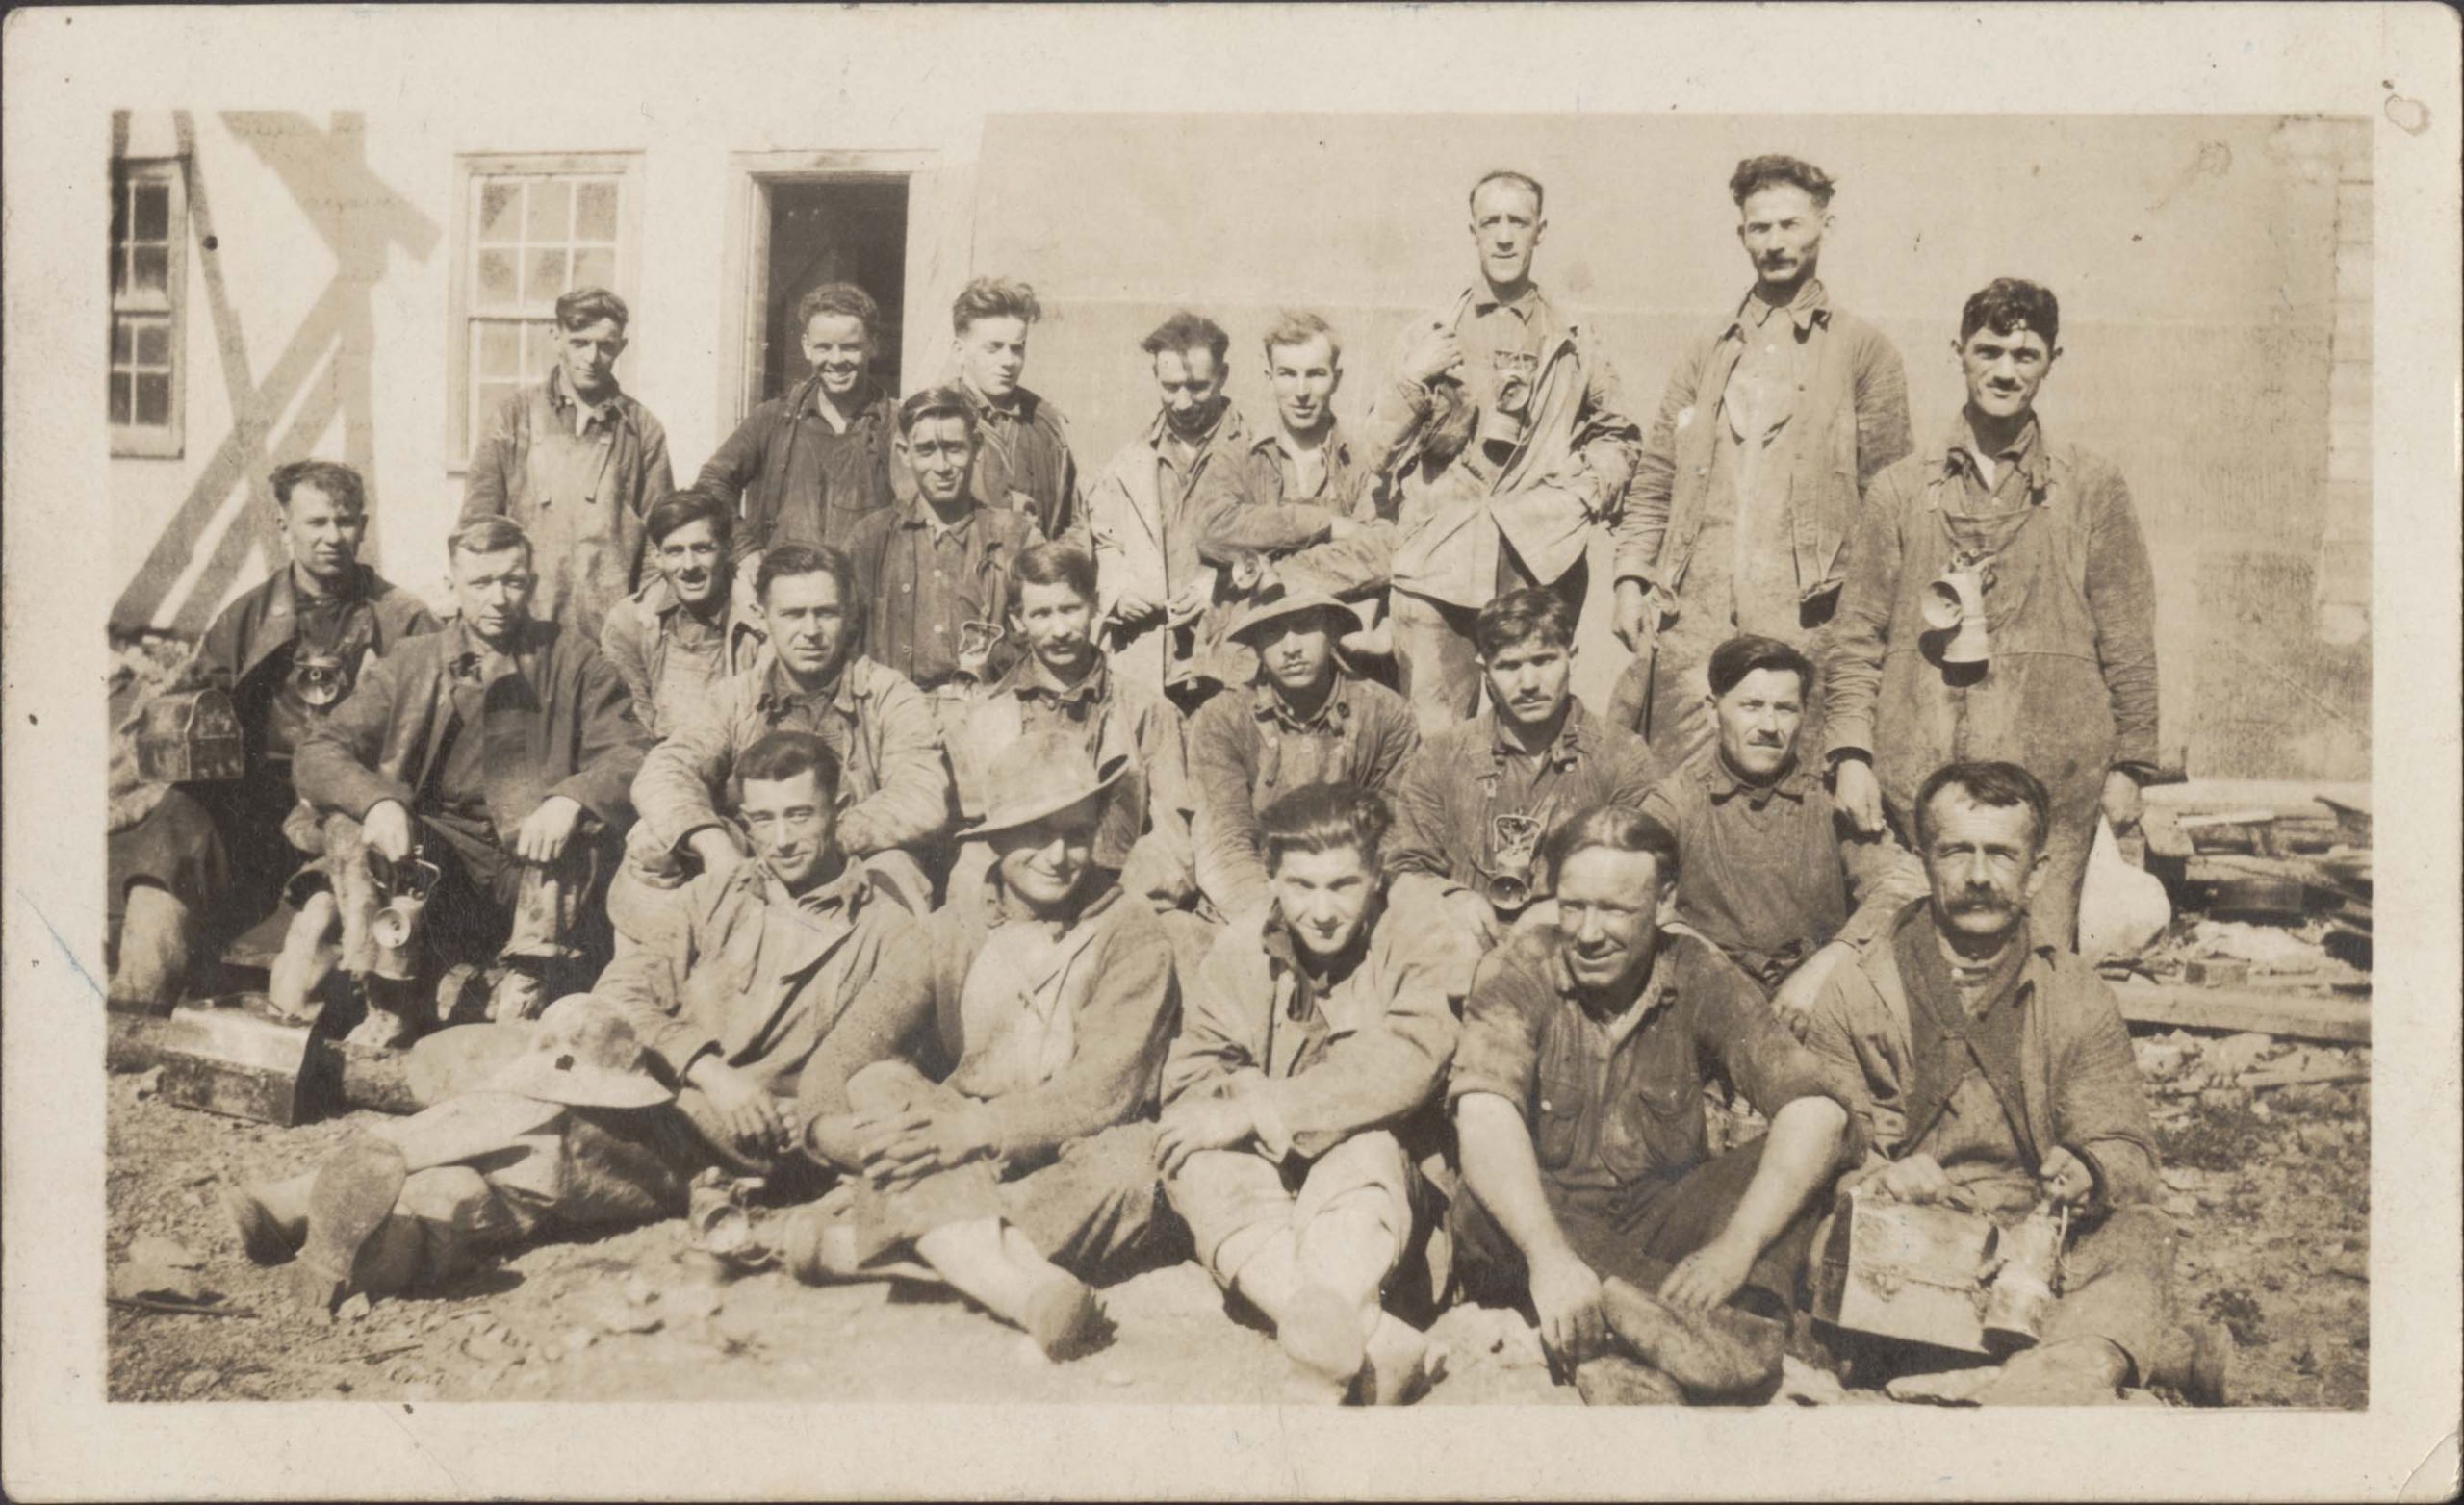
[
  {"xmin": 1914, "ymin": 759, "xmax": 2051, "ymax": 851},
  {"xmin": 1468, "ymin": 169, "xmax": 1546, "ymax": 218},
  {"xmin": 1707, "ymin": 633, "xmax": 1815, "ymax": 701},
  {"xmin": 735, "ymin": 728, "xmax": 843, "ymax": 802},
  {"xmin": 553, "ymin": 286, "xmax": 629, "ymax": 333},
  {"xmin": 270, "ymin": 459, "xmax": 366, "ymax": 516},
  {"xmin": 1959, "ymin": 278, "xmax": 2062, "ymax": 349},
  {"xmin": 756, "ymin": 542, "xmax": 860, "ymax": 612},
  {"xmin": 645, "ymin": 488, "xmax": 733, "ymax": 548},
  {"xmin": 898, "ymin": 385, "xmax": 980, "ymax": 439},
  {"xmin": 1542, "ymin": 804, "xmax": 1681, "ymax": 891},
  {"xmin": 448, "ymin": 515, "xmax": 532, "ymax": 565},
  {"xmin": 1729, "ymin": 154, "xmax": 1836, "ymax": 209},
  {"xmin": 797, "ymin": 281, "xmax": 880, "ymax": 337},
  {"xmin": 1141, "ymin": 310, "xmax": 1231, "ymax": 366},
  {"xmin": 953, "ymin": 276, "xmax": 1043, "ymax": 333},
  {"xmin": 1261, "ymin": 782, "xmax": 1393, "ymax": 875},
  {"xmin": 1007, "ymin": 540, "xmax": 1098, "ymax": 615},
  {"xmin": 1474, "ymin": 587, "xmax": 1578, "ymax": 659}
]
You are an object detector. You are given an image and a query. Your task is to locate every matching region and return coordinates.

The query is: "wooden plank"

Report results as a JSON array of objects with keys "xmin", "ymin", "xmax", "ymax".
[{"xmin": 2112, "ymin": 982, "xmax": 2370, "ymax": 1044}]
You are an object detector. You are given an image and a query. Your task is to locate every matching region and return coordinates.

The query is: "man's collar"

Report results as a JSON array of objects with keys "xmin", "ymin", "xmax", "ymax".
[
  {"xmin": 1940, "ymin": 411, "xmax": 2048, "ymax": 485},
  {"xmin": 758, "ymin": 853, "xmax": 869, "ymax": 917},
  {"xmin": 1737, "ymin": 277, "xmax": 1830, "ymax": 335},
  {"xmin": 284, "ymin": 561, "xmax": 366, "ymax": 608},
  {"xmin": 1007, "ymin": 650, "xmax": 1106, "ymax": 705},
  {"xmin": 764, "ymin": 654, "xmax": 854, "ymax": 713},
  {"xmin": 1486, "ymin": 699, "xmax": 1589, "ymax": 768},
  {"xmin": 1251, "ymin": 673, "xmax": 1348, "ymax": 730},
  {"xmin": 1700, "ymin": 744, "xmax": 1814, "ymax": 805},
  {"xmin": 962, "ymin": 380, "xmax": 1032, "ymax": 424},
  {"xmin": 1546, "ymin": 931, "xmax": 1680, "ymax": 1041},
  {"xmin": 1472, "ymin": 281, "xmax": 1546, "ymax": 319},
  {"xmin": 547, "ymin": 364, "xmax": 626, "ymax": 421},
  {"xmin": 1147, "ymin": 401, "xmax": 1243, "ymax": 454},
  {"xmin": 1261, "ymin": 420, "xmax": 1346, "ymax": 463},
  {"xmin": 449, "ymin": 618, "xmax": 529, "ymax": 682},
  {"xmin": 899, "ymin": 495, "xmax": 981, "ymax": 540},
  {"xmin": 798, "ymin": 373, "xmax": 884, "ymax": 421}
]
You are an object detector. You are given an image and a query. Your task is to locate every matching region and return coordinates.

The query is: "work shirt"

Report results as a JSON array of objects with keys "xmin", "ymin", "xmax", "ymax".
[
  {"xmin": 1185, "ymin": 673, "xmax": 1422, "ymax": 919},
  {"xmin": 1638, "ymin": 745, "xmax": 1926, "ymax": 984},
  {"xmin": 1386, "ymin": 700, "xmax": 1659, "ymax": 916},
  {"xmin": 1194, "ymin": 423, "xmax": 1372, "ymax": 561},
  {"xmin": 425, "ymin": 627, "xmax": 526, "ymax": 823},
  {"xmin": 1166, "ymin": 895, "xmax": 1474, "ymax": 1162},
  {"xmin": 598, "ymin": 574, "xmax": 767, "ymax": 740},
  {"xmin": 954, "ymin": 653, "xmax": 1192, "ymax": 876},
  {"xmin": 697, "ymin": 373, "xmax": 898, "ymax": 557},
  {"xmin": 842, "ymin": 497, "xmax": 1042, "ymax": 689},
  {"xmin": 1087, "ymin": 404, "xmax": 1256, "ymax": 694},
  {"xmin": 1450, "ymin": 928, "xmax": 1855, "ymax": 1193},
  {"xmin": 460, "ymin": 366, "xmax": 676, "ymax": 642},
  {"xmin": 928, "ymin": 382, "xmax": 1083, "ymax": 546}
]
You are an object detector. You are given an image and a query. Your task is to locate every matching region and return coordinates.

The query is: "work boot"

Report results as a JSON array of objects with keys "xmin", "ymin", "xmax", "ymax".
[
  {"xmin": 1020, "ymin": 1273, "xmax": 1112, "ymax": 1362},
  {"xmin": 487, "ymin": 960, "xmax": 549, "ymax": 1023},
  {"xmin": 109, "ymin": 883, "xmax": 193, "ymax": 1013},
  {"xmin": 344, "ymin": 975, "xmax": 424, "ymax": 1050},
  {"xmin": 1276, "ymin": 1283, "xmax": 1370, "ymax": 1391},
  {"xmin": 287, "ymin": 1138, "xmax": 409, "ymax": 1314},
  {"xmin": 1574, "ymin": 1354, "xmax": 1686, "ymax": 1406},
  {"xmin": 1598, "ymin": 1277, "xmax": 1784, "ymax": 1401},
  {"xmin": 222, "ymin": 1182, "xmax": 305, "ymax": 1265},
  {"xmin": 1971, "ymin": 1336, "xmax": 2131, "ymax": 1406},
  {"xmin": 2146, "ymin": 1321, "xmax": 2234, "ymax": 1409}
]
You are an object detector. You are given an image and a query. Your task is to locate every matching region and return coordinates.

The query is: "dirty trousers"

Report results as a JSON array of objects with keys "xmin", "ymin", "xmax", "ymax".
[
  {"xmin": 2031, "ymin": 1204, "xmax": 2195, "ymax": 1380},
  {"xmin": 1166, "ymin": 1130, "xmax": 1415, "ymax": 1288},
  {"xmin": 840, "ymin": 1060, "xmax": 1168, "ymax": 1278},
  {"xmin": 326, "ymin": 809, "xmax": 608, "ymax": 977},
  {"xmin": 1450, "ymin": 1136, "xmax": 1820, "ymax": 1322}
]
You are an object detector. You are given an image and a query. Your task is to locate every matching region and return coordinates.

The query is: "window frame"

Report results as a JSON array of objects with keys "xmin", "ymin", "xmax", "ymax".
[
  {"xmin": 446, "ymin": 150, "xmax": 644, "ymax": 472},
  {"xmin": 109, "ymin": 156, "xmax": 189, "ymax": 460}
]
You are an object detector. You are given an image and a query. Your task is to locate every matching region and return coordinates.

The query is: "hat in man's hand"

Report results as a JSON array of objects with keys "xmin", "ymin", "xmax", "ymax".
[
  {"xmin": 962, "ymin": 729, "xmax": 1126, "ymax": 840},
  {"xmin": 483, "ymin": 993, "xmax": 674, "ymax": 1110},
  {"xmin": 1225, "ymin": 582, "xmax": 1368, "ymax": 645}
]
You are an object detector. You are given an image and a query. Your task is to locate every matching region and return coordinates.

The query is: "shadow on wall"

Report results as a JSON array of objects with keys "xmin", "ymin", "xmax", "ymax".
[{"xmin": 111, "ymin": 112, "xmax": 439, "ymax": 637}]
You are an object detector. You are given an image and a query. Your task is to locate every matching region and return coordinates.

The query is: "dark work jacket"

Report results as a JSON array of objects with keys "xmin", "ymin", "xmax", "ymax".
[{"xmin": 697, "ymin": 373, "xmax": 898, "ymax": 558}]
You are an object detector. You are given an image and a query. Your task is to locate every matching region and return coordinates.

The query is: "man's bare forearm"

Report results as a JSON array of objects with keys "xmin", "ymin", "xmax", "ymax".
[
  {"xmin": 1711, "ymin": 1095, "xmax": 1847, "ymax": 1257},
  {"xmin": 1456, "ymin": 1091, "xmax": 1580, "ymax": 1268}
]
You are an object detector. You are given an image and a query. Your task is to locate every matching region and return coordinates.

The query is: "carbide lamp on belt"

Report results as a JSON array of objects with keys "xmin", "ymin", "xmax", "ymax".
[
  {"xmin": 1922, "ymin": 559, "xmax": 1995, "ymax": 666},
  {"xmin": 1980, "ymin": 1198, "xmax": 2068, "ymax": 1350},
  {"xmin": 368, "ymin": 849, "xmax": 443, "ymax": 982},
  {"xmin": 957, "ymin": 620, "xmax": 1005, "ymax": 680},
  {"xmin": 1480, "ymin": 813, "xmax": 1545, "ymax": 917}
]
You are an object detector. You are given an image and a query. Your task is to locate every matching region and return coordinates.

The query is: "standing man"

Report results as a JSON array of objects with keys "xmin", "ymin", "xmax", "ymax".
[
  {"xmin": 695, "ymin": 282, "xmax": 899, "ymax": 562},
  {"xmin": 1088, "ymin": 311, "xmax": 1255, "ymax": 703},
  {"xmin": 294, "ymin": 518, "xmax": 649, "ymax": 1044},
  {"xmin": 941, "ymin": 276, "xmax": 1082, "ymax": 544},
  {"xmin": 1612, "ymin": 155, "xmax": 1912, "ymax": 764},
  {"xmin": 1825, "ymin": 279, "xmax": 2159, "ymax": 949},
  {"xmin": 1163, "ymin": 784, "xmax": 1475, "ymax": 1403},
  {"xmin": 1449, "ymin": 805, "xmax": 1858, "ymax": 1405},
  {"xmin": 1185, "ymin": 587, "xmax": 1421, "ymax": 924},
  {"xmin": 108, "ymin": 460, "xmax": 438, "ymax": 1010},
  {"xmin": 1385, "ymin": 588, "xmax": 1659, "ymax": 952},
  {"xmin": 599, "ymin": 489, "xmax": 766, "ymax": 740},
  {"xmin": 1366, "ymin": 170, "xmax": 1641, "ymax": 732},
  {"xmin": 1799, "ymin": 761, "xmax": 2225, "ymax": 1405},
  {"xmin": 1640, "ymin": 633, "xmax": 1925, "ymax": 1017},
  {"xmin": 461, "ymin": 287, "xmax": 674, "ymax": 642}
]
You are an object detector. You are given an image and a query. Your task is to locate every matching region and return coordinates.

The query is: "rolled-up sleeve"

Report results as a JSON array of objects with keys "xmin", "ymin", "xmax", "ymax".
[
  {"xmin": 1697, "ymin": 949, "xmax": 1865, "ymax": 1170},
  {"xmin": 1448, "ymin": 947, "xmax": 1550, "ymax": 1111}
]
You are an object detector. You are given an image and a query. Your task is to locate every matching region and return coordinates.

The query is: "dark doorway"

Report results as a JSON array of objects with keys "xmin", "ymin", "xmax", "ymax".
[{"xmin": 760, "ymin": 178, "xmax": 910, "ymax": 402}]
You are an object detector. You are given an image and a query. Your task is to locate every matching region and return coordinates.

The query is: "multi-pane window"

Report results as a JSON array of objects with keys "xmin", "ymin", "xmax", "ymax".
[
  {"xmin": 110, "ymin": 158, "xmax": 186, "ymax": 456},
  {"xmin": 450, "ymin": 155, "xmax": 640, "ymax": 463}
]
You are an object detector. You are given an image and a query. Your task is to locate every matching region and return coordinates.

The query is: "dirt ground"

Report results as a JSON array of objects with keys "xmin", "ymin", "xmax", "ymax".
[{"xmin": 102, "ymin": 1026, "xmax": 2369, "ymax": 1410}]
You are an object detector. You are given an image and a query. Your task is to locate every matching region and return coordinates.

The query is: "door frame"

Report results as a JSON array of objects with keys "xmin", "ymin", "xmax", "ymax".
[{"xmin": 717, "ymin": 149, "xmax": 937, "ymax": 434}]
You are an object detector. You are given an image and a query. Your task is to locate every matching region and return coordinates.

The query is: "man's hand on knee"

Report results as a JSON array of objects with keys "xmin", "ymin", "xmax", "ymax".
[
  {"xmin": 514, "ymin": 795, "xmax": 586, "ymax": 865},
  {"xmin": 1529, "ymin": 1248, "xmax": 1608, "ymax": 1377}
]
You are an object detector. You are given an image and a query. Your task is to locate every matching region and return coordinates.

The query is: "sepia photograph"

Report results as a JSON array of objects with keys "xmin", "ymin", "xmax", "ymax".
[{"xmin": 6, "ymin": 4, "xmax": 2457, "ymax": 1500}]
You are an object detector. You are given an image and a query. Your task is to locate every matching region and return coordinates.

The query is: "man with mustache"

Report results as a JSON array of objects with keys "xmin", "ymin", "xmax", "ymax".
[
  {"xmin": 1798, "ymin": 761, "xmax": 2226, "ymax": 1405},
  {"xmin": 1385, "ymin": 587, "xmax": 1660, "ymax": 952},
  {"xmin": 1185, "ymin": 586, "xmax": 1421, "ymax": 923},
  {"xmin": 1610, "ymin": 155, "xmax": 1912, "ymax": 765},
  {"xmin": 1162, "ymin": 783, "xmax": 1476, "ymax": 1403},
  {"xmin": 1449, "ymin": 804, "xmax": 1858, "ymax": 1405},
  {"xmin": 1365, "ymin": 169, "xmax": 1641, "ymax": 733},
  {"xmin": 783, "ymin": 733, "xmax": 1180, "ymax": 1362},
  {"xmin": 461, "ymin": 287, "xmax": 674, "ymax": 642},
  {"xmin": 295, "ymin": 518, "xmax": 650, "ymax": 1044},
  {"xmin": 941, "ymin": 276, "xmax": 1083, "ymax": 544},
  {"xmin": 108, "ymin": 459, "xmax": 438, "ymax": 1011},
  {"xmin": 696, "ymin": 282, "xmax": 899, "ymax": 560},
  {"xmin": 1825, "ymin": 279, "xmax": 2160, "ymax": 949},
  {"xmin": 599, "ymin": 489, "xmax": 766, "ymax": 740},
  {"xmin": 1088, "ymin": 311, "xmax": 1256, "ymax": 704},
  {"xmin": 1638, "ymin": 633, "xmax": 1924, "ymax": 1019}
]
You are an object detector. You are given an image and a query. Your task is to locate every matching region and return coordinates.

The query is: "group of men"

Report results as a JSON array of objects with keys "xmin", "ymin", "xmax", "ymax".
[{"xmin": 112, "ymin": 153, "xmax": 2213, "ymax": 1408}]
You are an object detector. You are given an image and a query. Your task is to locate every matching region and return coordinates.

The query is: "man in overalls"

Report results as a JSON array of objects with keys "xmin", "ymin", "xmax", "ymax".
[
  {"xmin": 1825, "ymin": 279, "xmax": 2160, "ymax": 949},
  {"xmin": 1362, "ymin": 170, "xmax": 1642, "ymax": 733},
  {"xmin": 461, "ymin": 286, "xmax": 674, "ymax": 643},
  {"xmin": 1610, "ymin": 155, "xmax": 1912, "ymax": 763}
]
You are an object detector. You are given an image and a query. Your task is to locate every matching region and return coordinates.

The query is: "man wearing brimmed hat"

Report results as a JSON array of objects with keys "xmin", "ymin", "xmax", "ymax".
[
  {"xmin": 1185, "ymin": 584, "xmax": 1420, "ymax": 922},
  {"xmin": 780, "ymin": 729, "xmax": 1180, "ymax": 1362},
  {"xmin": 223, "ymin": 993, "xmax": 704, "ymax": 1311},
  {"xmin": 1387, "ymin": 587, "xmax": 1661, "ymax": 953},
  {"xmin": 1163, "ymin": 783, "xmax": 1476, "ymax": 1403}
]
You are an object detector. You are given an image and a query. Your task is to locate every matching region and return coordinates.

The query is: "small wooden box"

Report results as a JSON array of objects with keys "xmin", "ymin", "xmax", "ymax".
[
  {"xmin": 133, "ymin": 689, "xmax": 245, "ymax": 784},
  {"xmin": 1812, "ymin": 1189, "xmax": 1994, "ymax": 1354},
  {"xmin": 153, "ymin": 1001, "xmax": 321, "ymax": 1126}
]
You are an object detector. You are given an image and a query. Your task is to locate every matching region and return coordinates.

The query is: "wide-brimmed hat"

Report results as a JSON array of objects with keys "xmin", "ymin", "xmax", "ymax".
[
  {"xmin": 482, "ymin": 994, "xmax": 674, "ymax": 1110},
  {"xmin": 1226, "ymin": 584, "xmax": 1368, "ymax": 645},
  {"xmin": 961, "ymin": 729, "xmax": 1126, "ymax": 840}
]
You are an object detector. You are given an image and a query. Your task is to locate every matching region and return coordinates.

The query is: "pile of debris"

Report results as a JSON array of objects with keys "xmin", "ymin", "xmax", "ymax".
[{"xmin": 2142, "ymin": 781, "xmax": 2373, "ymax": 971}]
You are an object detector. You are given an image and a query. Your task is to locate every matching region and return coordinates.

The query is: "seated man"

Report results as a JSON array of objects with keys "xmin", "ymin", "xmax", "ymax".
[
  {"xmin": 947, "ymin": 541, "xmax": 1194, "ymax": 913},
  {"xmin": 1640, "ymin": 633, "xmax": 1925, "ymax": 1017},
  {"xmin": 1798, "ymin": 760, "xmax": 2226, "ymax": 1405},
  {"xmin": 618, "ymin": 543, "xmax": 947, "ymax": 948},
  {"xmin": 295, "ymin": 518, "xmax": 648, "ymax": 1045},
  {"xmin": 782, "ymin": 732, "xmax": 1179, "ymax": 1360},
  {"xmin": 1185, "ymin": 586, "xmax": 1421, "ymax": 923},
  {"xmin": 1449, "ymin": 805, "xmax": 1857, "ymax": 1405},
  {"xmin": 599, "ymin": 488, "xmax": 766, "ymax": 740},
  {"xmin": 1386, "ymin": 587, "xmax": 1659, "ymax": 951},
  {"xmin": 222, "ymin": 732, "xmax": 914, "ymax": 1310},
  {"xmin": 1161, "ymin": 783, "xmax": 1475, "ymax": 1403},
  {"xmin": 107, "ymin": 458, "xmax": 438, "ymax": 1010}
]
